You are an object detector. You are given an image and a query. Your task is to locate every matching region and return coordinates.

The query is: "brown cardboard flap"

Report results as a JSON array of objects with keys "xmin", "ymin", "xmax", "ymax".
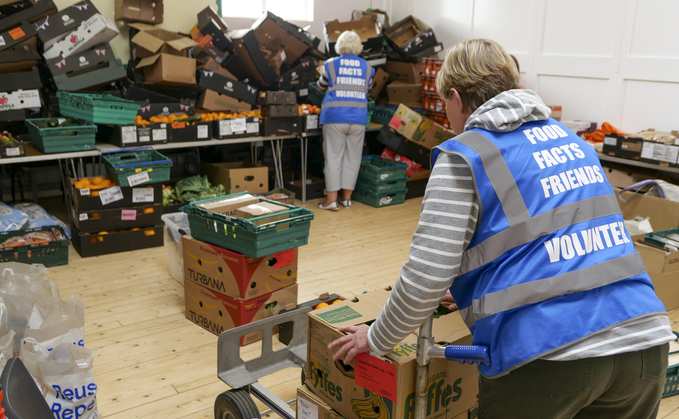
[
  {"xmin": 616, "ymin": 188, "xmax": 679, "ymax": 231},
  {"xmin": 136, "ymin": 53, "xmax": 161, "ymax": 68},
  {"xmin": 132, "ymin": 30, "xmax": 166, "ymax": 54},
  {"xmin": 166, "ymin": 36, "xmax": 198, "ymax": 52},
  {"xmin": 325, "ymin": 16, "xmax": 379, "ymax": 42}
]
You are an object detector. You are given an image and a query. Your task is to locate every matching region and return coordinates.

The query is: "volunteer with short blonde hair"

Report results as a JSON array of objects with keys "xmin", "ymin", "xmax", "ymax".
[
  {"xmin": 316, "ymin": 30, "xmax": 374, "ymax": 211},
  {"xmin": 329, "ymin": 38, "xmax": 674, "ymax": 418}
]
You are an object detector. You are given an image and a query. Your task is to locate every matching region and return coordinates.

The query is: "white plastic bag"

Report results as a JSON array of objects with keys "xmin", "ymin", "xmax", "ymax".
[
  {"xmin": 625, "ymin": 216, "xmax": 654, "ymax": 237},
  {"xmin": 22, "ymin": 338, "xmax": 100, "ymax": 419},
  {"xmin": 25, "ymin": 296, "xmax": 85, "ymax": 352}
]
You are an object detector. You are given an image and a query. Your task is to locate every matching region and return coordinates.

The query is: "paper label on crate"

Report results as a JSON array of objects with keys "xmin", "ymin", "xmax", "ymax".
[
  {"xmin": 297, "ymin": 397, "xmax": 318, "ymax": 419},
  {"xmin": 247, "ymin": 122, "xmax": 259, "ymax": 133},
  {"xmin": 231, "ymin": 118, "xmax": 247, "ymax": 133},
  {"xmin": 603, "ymin": 136, "xmax": 617, "ymax": 146},
  {"xmin": 99, "ymin": 186, "xmax": 124, "ymax": 205},
  {"xmin": 355, "ymin": 353, "xmax": 397, "ymax": 402},
  {"xmin": 219, "ymin": 120, "xmax": 232, "ymax": 136},
  {"xmin": 79, "ymin": 213, "xmax": 88, "ymax": 221},
  {"xmin": 6, "ymin": 147, "xmax": 19, "ymax": 156},
  {"xmin": 0, "ymin": 36, "xmax": 5, "ymax": 47},
  {"xmin": 316, "ymin": 306, "xmax": 362, "ymax": 324},
  {"xmin": 153, "ymin": 128, "xmax": 167, "ymax": 141},
  {"xmin": 127, "ymin": 171, "xmax": 150, "ymax": 187},
  {"xmin": 435, "ymin": 45, "xmax": 442, "ymax": 52},
  {"xmin": 121, "ymin": 126, "xmax": 137, "ymax": 144},
  {"xmin": 299, "ymin": 88, "xmax": 309, "ymax": 97},
  {"xmin": 273, "ymin": 249, "xmax": 295, "ymax": 269},
  {"xmin": 380, "ymin": 173, "xmax": 389, "ymax": 180},
  {"xmin": 121, "ymin": 209, "xmax": 137, "ymax": 221},
  {"xmin": 389, "ymin": 116, "xmax": 402, "ymax": 129},
  {"xmin": 306, "ymin": 115, "xmax": 318, "ymax": 130},
  {"xmin": 132, "ymin": 187, "xmax": 154, "ymax": 203},
  {"xmin": 436, "ymin": 102, "xmax": 443, "ymax": 111},
  {"xmin": 197, "ymin": 125, "xmax": 209, "ymax": 139},
  {"xmin": 138, "ymin": 133, "xmax": 151, "ymax": 143},
  {"xmin": 80, "ymin": 188, "xmax": 90, "ymax": 196}
]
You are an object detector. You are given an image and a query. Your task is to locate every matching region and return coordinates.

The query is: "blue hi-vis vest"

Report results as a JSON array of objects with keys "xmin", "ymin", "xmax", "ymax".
[
  {"xmin": 320, "ymin": 54, "xmax": 373, "ymax": 125},
  {"xmin": 432, "ymin": 118, "xmax": 666, "ymax": 378}
]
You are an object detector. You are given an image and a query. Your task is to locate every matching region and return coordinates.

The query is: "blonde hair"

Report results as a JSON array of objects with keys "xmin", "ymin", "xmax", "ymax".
[
  {"xmin": 335, "ymin": 31, "xmax": 363, "ymax": 56},
  {"xmin": 435, "ymin": 39, "xmax": 520, "ymax": 113}
]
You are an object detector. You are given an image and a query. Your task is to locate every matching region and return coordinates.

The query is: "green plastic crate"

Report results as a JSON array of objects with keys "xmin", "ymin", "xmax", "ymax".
[
  {"xmin": 57, "ymin": 91, "xmax": 140, "ymax": 125},
  {"xmin": 181, "ymin": 193, "xmax": 315, "ymax": 258},
  {"xmin": 355, "ymin": 176, "xmax": 407, "ymax": 194},
  {"xmin": 353, "ymin": 188, "xmax": 407, "ymax": 208},
  {"xmin": 309, "ymin": 82, "xmax": 375, "ymax": 128},
  {"xmin": 663, "ymin": 332, "xmax": 679, "ymax": 398},
  {"xmin": 0, "ymin": 226, "xmax": 70, "ymax": 267},
  {"xmin": 644, "ymin": 229, "xmax": 679, "ymax": 249},
  {"xmin": 26, "ymin": 118, "xmax": 97, "ymax": 153},
  {"xmin": 359, "ymin": 155, "xmax": 408, "ymax": 183},
  {"xmin": 102, "ymin": 147, "xmax": 172, "ymax": 187}
]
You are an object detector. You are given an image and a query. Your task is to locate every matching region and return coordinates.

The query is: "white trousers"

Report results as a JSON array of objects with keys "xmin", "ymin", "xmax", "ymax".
[{"xmin": 322, "ymin": 123, "xmax": 366, "ymax": 192}]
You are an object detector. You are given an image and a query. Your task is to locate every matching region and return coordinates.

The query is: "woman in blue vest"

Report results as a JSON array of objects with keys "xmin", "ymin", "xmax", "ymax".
[
  {"xmin": 316, "ymin": 31, "xmax": 374, "ymax": 211},
  {"xmin": 329, "ymin": 39, "xmax": 674, "ymax": 418}
]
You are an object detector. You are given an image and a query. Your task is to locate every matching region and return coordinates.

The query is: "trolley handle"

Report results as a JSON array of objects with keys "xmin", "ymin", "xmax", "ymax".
[{"xmin": 443, "ymin": 345, "xmax": 490, "ymax": 365}]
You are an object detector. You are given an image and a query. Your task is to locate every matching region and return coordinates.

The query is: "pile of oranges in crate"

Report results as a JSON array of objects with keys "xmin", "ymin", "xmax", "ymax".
[
  {"xmin": 299, "ymin": 104, "xmax": 321, "ymax": 115},
  {"xmin": 134, "ymin": 113, "xmax": 202, "ymax": 126},
  {"xmin": 199, "ymin": 110, "xmax": 263, "ymax": 122},
  {"xmin": 74, "ymin": 176, "xmax": 116, "ymax": 197}
]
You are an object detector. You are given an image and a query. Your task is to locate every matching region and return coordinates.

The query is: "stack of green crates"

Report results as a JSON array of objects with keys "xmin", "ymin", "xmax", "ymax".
[{"xmin": 353, "ymin": 155, "xmax": 409, "ymax": 208}]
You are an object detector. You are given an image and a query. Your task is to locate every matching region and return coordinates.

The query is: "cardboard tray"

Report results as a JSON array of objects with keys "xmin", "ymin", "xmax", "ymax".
[
  {"xmin": 46, "ymin": 42, "xmax": 114, "ymax": 77},
  {"xmin": 0, "ymin": 44, "xmax": 40, "ymax": 73},
  {"xmin": 115, "ymin": 0, "xmax": 162, "ymax": 24},
  {"xmin": 375, "ymin": 125, "xmax": 432, "ymax": 169},
  {"xmin": 197, "ymin": 6, "xmax": 230, "ymax": 51},
  {"xmin": 260, "ymin": 116, "xmax": 303, "ymax": 137},
  {"xmin": 170, "ymin": 120, "xmax": 212, "ymax": 142},
  {"xmin": 0, "ymin": 22, "xmax": 38, "ymax": 52},
  {"xmin": 384, "ymin": 15, "xmax": 439, "ymax": 58},
  {"xmin": 324, "ymin": 16, "xmax": 384, "ymax": 56},
  {"xmin": 213, "ymin": 116, "xmax": 260, "ymax": 139},
  {"xmin": 98, "ymin": 123, "xmax": 171, "ymax": 147},
  {"xmin": 0, "ymin": 0, "xmax": 56, "ymax": 33},
  {"xmin": 71, "ymin": 224, "xmax": 163, "ymax": 258},
  {"xmin": 0, "ymin": 133, "xmax": 25, "ymax": 158},
  {"xmin": 197, "ymin": 68, "xmax": 258, "ymax": 105},
  {"xmin": 137, "ymin": 99, "xmax": 194, "ymax": 118},
  {"xmin": 0, "ymin": 66, "xmax": 41, "ymax": 92},
  {"xmin": 70, "ymin": 176, "xmax": 162, "ymax": 211},
  {"xmin": 70, "ymin": 202, "xmax": 163, "ymax": 233},
  {"xmin": 51, "ymin": 59, "xmax": 126, "ymax": 92},
  {"xmin": 602, "ymin": 134, "xmax": 643, "ymax": 160},
  {"xmin": 34, "ymin": 0, "xmax": 97, "ymax": 49}
]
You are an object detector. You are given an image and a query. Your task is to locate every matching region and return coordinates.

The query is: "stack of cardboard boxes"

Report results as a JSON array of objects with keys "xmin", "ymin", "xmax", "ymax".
[
  {"xmin": 302, "ymin": 288, "xmax": 479, "ymax": 419},
  {"xmin": 180, "ymin": 173, "xmax": 301, "ymax": 343},
  {"xmin": 259, "ymin": 90, "xmax": 303, "ymax": 137}
]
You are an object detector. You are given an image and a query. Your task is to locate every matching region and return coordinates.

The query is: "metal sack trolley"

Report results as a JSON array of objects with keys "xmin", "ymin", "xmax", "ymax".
[{"xmin": 213, "ymin": 305, "xmax": 489, "ymax": 419}]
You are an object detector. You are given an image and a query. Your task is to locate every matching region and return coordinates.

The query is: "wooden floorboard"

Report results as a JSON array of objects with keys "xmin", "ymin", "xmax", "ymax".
[{"xmin": 36, "ymin": 195, "xmax": 679, "ymax": 418}]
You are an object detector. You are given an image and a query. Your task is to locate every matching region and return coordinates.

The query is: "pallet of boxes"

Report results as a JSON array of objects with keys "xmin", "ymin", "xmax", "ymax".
[
  {"xmin": 304, "ymin": 287, "xmax": 479, "ymax": 419},
  {"xmin": 180, "ymin": 191, "xmax": 314, "ymax": 344}
]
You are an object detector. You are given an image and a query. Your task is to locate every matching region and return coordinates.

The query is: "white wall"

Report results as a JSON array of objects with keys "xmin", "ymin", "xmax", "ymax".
[{"xmin": 386, "ymin": 0, "xmax": 679, "ymax": 134}]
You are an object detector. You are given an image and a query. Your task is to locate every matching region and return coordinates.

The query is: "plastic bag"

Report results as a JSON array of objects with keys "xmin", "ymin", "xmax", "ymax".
[
  {"xmin": 11, "ymin": 203, "xmax": 71, "ymax": 238},
  {"xmin": 0, "ymin": 270, "xmax": 35, "ymax": 356},
  {"xmin": 619, "ymin": 180, "xmax": 679, "ymax": 203},
  {"xmin": 0, "ymin": 302, "xmax": 15, "ymax": 371},
  {"xmin": 624, "ymin": 216, "xmax": 654, "ymax": 237},
  {"xmin": 25, "ymin": 295, "xmax": 85, "ymax": 352},
  {"xmin": 22, "ymin": 338, "xmax": 100, "ymax": 419},
  {"xmin": 0, "ymin": 201, "xmax": 28, "ymax": 231}
]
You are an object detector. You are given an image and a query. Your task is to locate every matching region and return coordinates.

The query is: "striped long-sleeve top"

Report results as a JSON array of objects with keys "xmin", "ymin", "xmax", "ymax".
[{"xmin": 367, "ymin": 89, "xmax": 674, "ymax": 367}]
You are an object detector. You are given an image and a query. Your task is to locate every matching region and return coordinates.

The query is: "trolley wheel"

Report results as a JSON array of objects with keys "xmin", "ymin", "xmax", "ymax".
[{"xmin": 214, "ymin": 388, "xmax": 261, "ymax": 419}]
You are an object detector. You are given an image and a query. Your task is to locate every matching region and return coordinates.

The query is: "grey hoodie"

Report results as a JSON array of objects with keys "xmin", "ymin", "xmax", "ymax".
[{"xmin": 465, "ymin": 89, "xmax": 552, "ymax": 132}]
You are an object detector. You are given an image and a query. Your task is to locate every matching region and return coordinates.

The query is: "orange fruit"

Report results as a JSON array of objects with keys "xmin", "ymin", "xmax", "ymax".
[
  {"xmin": 91, "ymin": 191, "xmax": 99, "ymax": 197},
  {"xmin": 98, "ymin": 231, "xmax": 108, "ymax": 235},
  {"xmin": 131, "ymin": 228, "xmax": 140, "ymax": 231},
  {"xmin": 90, "ymin": 213, "xmax": 101, "ymax": 219},
  {"xmin": 101, "ymin": 179, "xmax": 112, "ymax": 188},
  {"xmin": 314, "ymin": 302, "xmax": 329, "ymax": 310},
  {"xmin": 92, "ymin": 176, "xmax": 103, "ymax": 185},
  {"xmin": 331, "ymin": 299, "xmax": 343, "ymax": 304},
  {"xmin": 143, "ymin": 207, "xmax": 154, "ymax": 214},
  {"xmin": 144, "ymin": 230, "xmax": 155, "ymax": 236},
  {"xmin": 75, "ymin": 180, "xmax": 86, "ymax": 189},
  {"xmin": 81, "ymin": 178, "xmax": 91, "ymax": 185}
]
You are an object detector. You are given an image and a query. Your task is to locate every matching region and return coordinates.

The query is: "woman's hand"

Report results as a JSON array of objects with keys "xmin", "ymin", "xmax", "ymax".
[
  {"xmin": 327, "ymin": 325, "xmax": 371, "ymax": 365},
  {"xmin": 441, "ymin": 290, "xmax": 458, "ymax": 311}
]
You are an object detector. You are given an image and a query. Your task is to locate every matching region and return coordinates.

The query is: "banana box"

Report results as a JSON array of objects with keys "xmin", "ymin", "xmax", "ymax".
[
  {"xmin": 388, "ymin": 104, "xmax": 454, "ymax": 150},
  {"xmin": 297, "ymin": 385, "xmax": 343, "ymax": 419},
  {"xmin": 182, "ymin": 235, "xmax": 297, "ymax": 300},
  {"xmin": 306, "ymin": 288, "xmax": 478, "ymax": 419},
  {"xmin": 184, "ymin": 281, "xmax": 297, "ymax": 345}
]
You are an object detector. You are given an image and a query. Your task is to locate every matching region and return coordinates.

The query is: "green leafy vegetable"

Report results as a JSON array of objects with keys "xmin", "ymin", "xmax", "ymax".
[{"xmin": 174, "ymin": 175, "xmax": 226, "ymax": 203}]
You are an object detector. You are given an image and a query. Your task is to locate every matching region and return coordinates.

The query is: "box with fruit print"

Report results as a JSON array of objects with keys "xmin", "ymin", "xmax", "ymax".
[
  {"xmin": 306, "ymin": 288, "xmax": 478, "ymax": 419},
  {"xmin": 70, "ymin": 202, "xmax": 162, "ymax": 233},
  {"xmin": 71, "ymin": 224, "xmax": 163, "ymax": 258},
  {"xmin": 69, "ymin": 175, "xmax": 162, "ymax": 211}
]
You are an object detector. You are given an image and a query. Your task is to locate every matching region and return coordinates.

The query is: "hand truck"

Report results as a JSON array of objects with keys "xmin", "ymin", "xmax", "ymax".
[{"xmin": 214, "ymin": 305, "xmax": 490, "ymax": 419}]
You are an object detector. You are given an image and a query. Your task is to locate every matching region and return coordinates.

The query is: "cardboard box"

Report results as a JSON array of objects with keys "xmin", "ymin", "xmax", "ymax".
[
  {"xmin": 182, "ymin": 234, "xmax": 297, "ymax": 300},
  {"xmin": 296, "ymin": 385, "xmax": 342, "ymax": 419},
  {"xmin": 34, "ymin": 0, "xmax": 97, "ymax": 50},
  {"xmin": 375, "ymin": 125, "xmax": 432, "ymax": 170},
  {"xmin": 130, "ymin": 25, "xmax": 197, "ymax": 59},
  {"xmin": 0, "ymin": 22, "xmax": 37, "ymax": 52},
  {"xmin": 137, "ymin": 99, "xmax": 193, "ymax": 118},
  {"xmin": 228, "ymin": 28, "xmax": 277, "ymax": 88},
  {"xmin": 0, "ymin": 0, "xmax": 56, "ymax": 33},
  {"xmin": 71, "ymin": 224, "xmax": 163, "ymax": 257},
  {"xmin": 285, "ymin": 177, "xmax": 326, "ymax": 200},
  {"xmin": 389, "ymin": 104, "xmax": 454, "ymax": 149},
  {"xmin": 115, "ymin": 0, "xmax": 162, "ymax": 24},
  {"xmin": 184, "ymin": 281, "xmax": 298, "ymax": 343},
  {"xmin": 213, "ymin": 116, "xmax": 260, "ymax": 139},
  {"xmin": 601, "ymin": 166, "xmax": 655, "ymax": 189},
  {"xmin": 170, "ymin": 120, "xmax": 212, "ymax": 142},
  {"xmin": 137, "ymin": 53, "xmax": 196, "ymax": 86},
  {"xmin": 324, "ymin": 16, "xmax": 383, "ymax": 56},
  {"xmin": 51, "ymin": 59, "xmax": 126, "ymax": 91},
  {"xmin": 370, "ymin": 67, "xmax": 389, "ymax": 100},
  {"xmin": 198, "ymin": 56, "xmax": 235, "ymax": 78},
  {"xmin": 602, "ymin": 134, "xmax": 643, "ymax": 160},
  {"xmin": 386, "ymin": 60, "xmax": 424, "ymax": 84},
  {"xmin": 193, "ymin": 193, "xmax": 259, "ymax": 217},
  {"xmin": 70, "ymin": 202, "xmax": 162, "ymax": 233},
  {"xmin": 640, "ymin": 141, "xmax": 679, "ymax": 167},
  {"xmin": 202, "ymin": 162, "xmax": 269, "ymax": 194},
  {"xmin": 0, "ymin": 89, "xmax": 41, "ymax": 112},
  {"xmin": 69, "ymin": 176, "xmax": 162, "ymax": 211},
  {"xmin": 261, "ymin": 104, "xmax": 298, "ymax": 118},
  {"xmin": 45, "ymin": 42, "xmax": 113, "ymax": 76},
  {"xmin": 197, "ymin": 6, "xmax": 230, "ymax": 52},
  {"xmin": 99, "ymin": 123, "xmax": 170, "ymax": 147},
  {"xmin": 616, "ymin": 188, "xmax": 679, "ymax": 231},
  {"xmin": 0, "ymin": 0, "xmax": 32, "ymax": 18},
  {"xmin": 0, "ymin": 133, "xmax": 25, "ymax": 158},
  {"xmin": 406, "ymin": 170, "xmax": 430, "ymax": 200},
  {"xmin": 259, "ymin": 91, "xmax": 296, "ymax": 106},
  {"xmin": 42, "ymin": 14, "xmax": 118, "ymax": 60},
  {"xmin": 199, "ymin": 89, "xmax": 253, "ymax": 113},
  {"xmin": 304, "ymin": 114, "xmax": 320, "ymax": 132},
  {"xmin": 273, "ymin": 56, "xmax": 317, "ymax": 93},
  {"xmin": 0, "ymin": 44, "xmax": 39, "ymax": 73},
  {"xmin": 387, "ymin": 81, "xmax": 422, "ymax": 108},
  {"xmin": 260, "ymin": 116, "xmax": 303, "ymax": 137},
  {"xmin": 306, "ymin": 288, "xmax": 478, "ymax": 419},
  {"xmin": 236, "ymin": 201, "xmax": 289, "ymax": 226},
  {"xmin": 632, "ymin": 236, "xmax": 679, "ymax": 311},
  {"xmin": 197, "ymin": 68, "xmax": 258, "ymax": 105},
  {"xmin": 384, "ymin": 15, "xmax": 438, "ymax": 58},
  {"xmin": 0, "ymin": 66, "xmax": 41, "ymax": 92},
  {"xmin": 252, "ymin": 12, "xmax": 311, "ymax": 68}
]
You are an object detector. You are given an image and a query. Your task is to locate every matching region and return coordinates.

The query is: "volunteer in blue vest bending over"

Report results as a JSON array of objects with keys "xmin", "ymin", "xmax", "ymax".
[
  {"xmin": 316, "ymin": 30, "xmax": 374, "ymax": 211},
  {"xmin": 329, "ymin": 38, "xmax": 674, "ymax": 418}
]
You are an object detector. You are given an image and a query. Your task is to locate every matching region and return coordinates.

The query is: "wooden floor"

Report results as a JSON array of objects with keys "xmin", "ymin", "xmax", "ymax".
[{"xmin": 41, "ymin": 195, "xmax": 679, "ymax": 418}]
